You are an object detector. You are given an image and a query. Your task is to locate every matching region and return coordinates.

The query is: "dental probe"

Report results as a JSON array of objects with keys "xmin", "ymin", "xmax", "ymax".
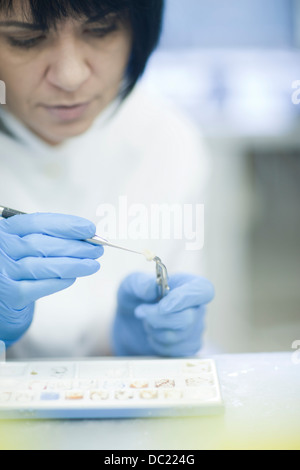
[
  {"xmin": 0, "ymin": 207, "xmax": 157, "ymax": 259},
  {"xmin": 0, "ymin": 206, "xmax": 144, "ymax": 257},
  {"xmin": 86, "ymin": 234, "xmax": 145, "ymax": 256},
  {"xmin": 0, "ymin": 206, "xmax": 170, "ymax": 298}
]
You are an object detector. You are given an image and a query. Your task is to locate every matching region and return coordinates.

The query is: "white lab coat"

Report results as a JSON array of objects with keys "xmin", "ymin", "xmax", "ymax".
[{"xmin": 0, "ymin": 84, "xmax": 211, "ymax": 359}]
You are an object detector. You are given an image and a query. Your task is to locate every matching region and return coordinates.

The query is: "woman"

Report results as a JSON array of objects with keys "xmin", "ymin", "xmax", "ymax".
[{"xmin": 0, "ymin": 0, "xmax": 214, "ymax": 359}]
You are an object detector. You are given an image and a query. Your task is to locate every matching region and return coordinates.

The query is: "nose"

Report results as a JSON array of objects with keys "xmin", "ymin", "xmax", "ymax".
[{"xmin": 46, "ymin": 39, "xmax": 91, "ymax": 93}]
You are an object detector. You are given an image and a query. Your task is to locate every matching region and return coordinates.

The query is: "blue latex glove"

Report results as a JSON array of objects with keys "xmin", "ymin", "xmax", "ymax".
[
  {"xmin": 0, "ymin": 213, "xmax": 104, "ymax": 347},
  {"xmin": 112, "ymin": 272, "xmax": 215, "ymax": 357}
]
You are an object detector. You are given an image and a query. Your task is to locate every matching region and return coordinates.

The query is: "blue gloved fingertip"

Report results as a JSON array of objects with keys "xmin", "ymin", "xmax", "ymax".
[{"xmin": 134, "ymin": 305, "xmax": 146, "ymax": 319}]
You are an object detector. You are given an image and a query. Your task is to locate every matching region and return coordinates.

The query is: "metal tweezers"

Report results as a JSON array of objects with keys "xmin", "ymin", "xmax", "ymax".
[{"xmin": 154, "ymin": 256, "xmax": 170, "ymax": 300}]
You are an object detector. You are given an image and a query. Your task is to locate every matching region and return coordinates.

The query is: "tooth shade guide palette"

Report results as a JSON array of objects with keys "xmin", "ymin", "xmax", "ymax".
[{"xmin": 0, "ymin": 359, "xmax": 224, "ymax": 419}]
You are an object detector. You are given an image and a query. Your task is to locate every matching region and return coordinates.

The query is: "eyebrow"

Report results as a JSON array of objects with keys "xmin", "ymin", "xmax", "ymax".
[
  {"xmin": 0, "ymin": 21, "xmax": 45, "ymax": 30},
  {"xmin": 85, "ymin": 12, "xmax": 119, "ymax": 25},
  {"xmin": 0, "ymin": 15, "xmax": 118, "ymax": 29}
]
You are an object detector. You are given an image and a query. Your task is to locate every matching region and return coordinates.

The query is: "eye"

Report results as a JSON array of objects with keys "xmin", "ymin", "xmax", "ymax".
[
  {"xmin": 85, "ymin": 24, "xmax": 118, "ymax": 38},
  {"xmin": 7, "ymin": 35, "xmax": 46, "ymax": 49}
]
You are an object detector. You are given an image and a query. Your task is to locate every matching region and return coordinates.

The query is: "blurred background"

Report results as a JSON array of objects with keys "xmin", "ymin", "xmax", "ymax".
[{"xmin": 142, "ymin": 0, "xmax": 300, "ymax": 354}]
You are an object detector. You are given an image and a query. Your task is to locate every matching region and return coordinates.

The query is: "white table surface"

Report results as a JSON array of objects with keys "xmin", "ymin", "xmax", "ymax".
[{"xmin": 0, "ymin": 352, "xmax": 299, "ymax": 450}]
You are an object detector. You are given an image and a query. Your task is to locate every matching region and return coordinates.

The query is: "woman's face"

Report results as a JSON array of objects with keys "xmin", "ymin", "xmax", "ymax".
[{"xmin": 0, "ymin": 2, "xmax": 132, "ymax": 145}]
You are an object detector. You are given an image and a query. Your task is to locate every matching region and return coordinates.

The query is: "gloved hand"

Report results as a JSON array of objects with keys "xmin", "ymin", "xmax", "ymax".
[
  {"xmin": 112, "ymin": 272, "xmax": 215, "ymax": 357},
  {"xmin": 0, "ymin": 213, "xmax": 104, "ymax": 347}
]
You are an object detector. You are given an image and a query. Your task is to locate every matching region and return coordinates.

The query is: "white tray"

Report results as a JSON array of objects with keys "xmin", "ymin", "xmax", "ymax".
[{"xmin": 0, "ymin": 358, "xmax": 224, "ymax": 419}]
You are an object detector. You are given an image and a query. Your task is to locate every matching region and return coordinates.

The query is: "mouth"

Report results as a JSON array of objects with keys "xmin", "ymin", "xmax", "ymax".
[{"xmin": 43, "ymin": 102, "xmax": 91, "ymax": 122}]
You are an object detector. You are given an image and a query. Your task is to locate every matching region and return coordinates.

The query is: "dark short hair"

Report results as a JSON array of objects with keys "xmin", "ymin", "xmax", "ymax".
[{"xmin": 0, "ymin": 0, "xmax": 165, "ymax": 97}]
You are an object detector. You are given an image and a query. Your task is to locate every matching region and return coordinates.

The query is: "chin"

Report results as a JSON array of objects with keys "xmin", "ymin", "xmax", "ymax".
[{"xmin": 38, "ymin": 118, "xmax": 96, "ymax": 145}]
